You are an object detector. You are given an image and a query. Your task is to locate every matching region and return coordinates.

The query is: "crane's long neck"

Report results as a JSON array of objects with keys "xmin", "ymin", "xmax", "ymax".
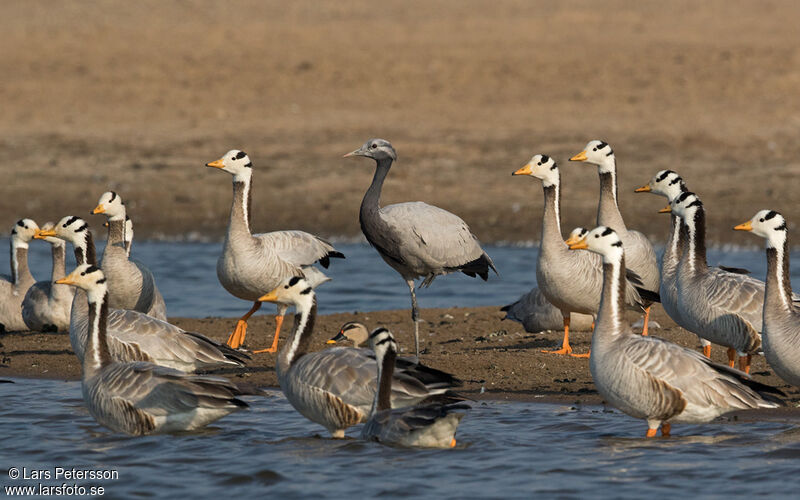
[
  {"xmin": 74, "ymin": 232, "xmax": 97, "ymax": 266},
  {"xmin": 106, "ymin": 219, "xmax": 126, "ymax": 247},
  {"xmin": 540, "ymin": 182, "xmax": 565, "ymax": 255},
  {"xmin": 51, "ymin": 242, "xmax": 66, "ymax": 281},
  {"xmin": 84, "ymin": 291, "xmax": 112, "ymax": 375},
  {"xmin": 230, "ymin": 177, "xmax": 253, "ymax": 237},
  {"xmin": 764, "ymin": 237, "xmax": 792, "ymax": 313},
  {"xmin": 683, "ymin": 208, "xmax": 708, "ymax": 274},
  {"xmin": 597, "ymin": 168, "xmax": 627, "ymax": 232},
  {"xmin": 360, "ymin": 159, "xmax": 392, "ymax": 221},
  {"xmin": 10, "ymin": 241, "xmax": 32, "ymax": 285},
  {"xmin": 594, "ymin": 256, "xmax": 627, "ymax": 343},
  {"xmin": 371, "ymin": 347, "xmax": 397, "ymax": 414},
  {"xmin": 278, "ymin": 299, "xmax": 317, "ymax": 373}
]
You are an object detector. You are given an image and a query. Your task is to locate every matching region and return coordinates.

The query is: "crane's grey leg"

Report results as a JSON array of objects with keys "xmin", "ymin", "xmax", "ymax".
[{"xmin": 406, "ymin": 279, "xmax": 420, "ymax": 359}]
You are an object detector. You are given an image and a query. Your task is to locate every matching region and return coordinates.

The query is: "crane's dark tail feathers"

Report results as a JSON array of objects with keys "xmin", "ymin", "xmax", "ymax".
[
  {"xmin": 319, "ymin": 251, "xmax": 346, "ymax": 269},
  {"xmin": 457, "ymin": 253, "xmax": 498, "ymax": 281}
]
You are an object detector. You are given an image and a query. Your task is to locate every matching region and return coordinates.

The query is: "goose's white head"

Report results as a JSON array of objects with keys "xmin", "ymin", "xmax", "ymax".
[
  {"xmin": 568, "ymin": 226, "xmax": 624, "ymax": 263},
  {"xmin": 512, "ymin": 154, "xmax": 559, "ymax": 187},
  {"xmin": 258, "ymin": 276, "xmax": 315, "ymax": 309},
  {"xmin": 327, "ymin": 321, "xmax": 369, "ymax": 347},
  {"xmin": 570, "ymin": 140, "xmax": 615, "ymax": 173},
  {"xmin": 10, "ymin": 219, "xmax": 39, "ymax": 249},
  {"xmin": 343, "ymin": 138, "xmax": 397, "ymax": 162},
  {"xmin": 367, "ymin": 327, "xmax": 397, "ymax": 360},
  {"xmin": 206, "ymin": 150, "xmax": 254, "ymax": 181},
  {"xmin": 662, "ymin": 191, "xmax": 702, "ymax": 221},
  {"xmin": 564, "ymin": 227, "xmax": 589, "ymax": 246},
  {"xmin": 56, "ymin": 264, "xmax": 107, "ymax": 303},
  {"xmin": 37, "ymin": 222, "xmax": 65, "ymax": 248},
  {"xmin": 635, "ymin": 170, "xmax": 687, "ymax": 201},
  {"xmin": 92, "ymin": 191, "xmax": 126, "ymax": 221},
  {"xmin": 35, "ymin": 216, "xmax": 90, "ymax": 246},
  {"xmin": 735, "ymin": 210, "xmax": 788, "ymax": 249}
]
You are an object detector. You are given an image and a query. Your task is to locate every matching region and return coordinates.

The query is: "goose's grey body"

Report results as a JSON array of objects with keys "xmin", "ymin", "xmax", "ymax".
[
  {"xmin": 501, "ymin": 287, "xmax": 594, "ymax": 333},
  {"xmin": 22, "ymin": 223, "xmax": 73, "ymax": 331},
  {"xmin": 0, "ymin": 220, "xmax": 38, "ymax": 332},
  {"xmin": 737, "ymin": 210, "xmax": 800, "ymax": 387},
  {"xmin": 60, "ymin": 265, "xmax": 248, "ymax": 436},
  {"xmin": 361, "ymin": 327, "xmax": 466, "ymax": 448},
  {"xmin": 261, "ymin": 277, "xmax": 464, "ymax": 438},
  {"xmin": 570, "ymin": 226, "xmax": 782, "ymax": 436},
  {"xmin": 93, "ymin": 192, "xmax": 166, "ymax": 320},
  {"xmin": 346, "ymin": 139, "xmax": 496, "ymax": 358}
]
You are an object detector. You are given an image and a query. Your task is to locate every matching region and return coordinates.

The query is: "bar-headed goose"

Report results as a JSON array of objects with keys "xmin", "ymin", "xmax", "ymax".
[
  {"xmin": 511, "ymin": 155, "xmax": 654, "ymax": 356},
  {"xmin": 570, "ymin": 141, "xmax": 660, "ymax": 334},
  {"xmin": 735, "ymin": 210, "xmax": 800, "ymax": 387},
  {"xmin": 568, "ymin": 226, "xmax": 783, "ymax": 437},
  {"xmin": 0, "ymin": 219, "xmax": 38, "ymax": 332},
  {"xmin": 56, "ymin": 264, "xmax": 249, "ymax": 435},
  {"xmin": 92, "ymin": 191, "xmax": 167, "ymax": 320},
  {"xmin": 206, "ymin": 150, "xmax": 344, "ymax": 353},
  {"xmin": 36, "ymin": 216, "xmax": 248, "ymax": 372},
  {"xmin": 361, "ymin": 327, "xmax": 468, "ymax": 448},
  {"xmin": 22, "ymin": 222, "xmax": 74, "ymax": 332},
  {"xmin": 258, "ymin": 276, "xmax": 464, "ymax": 438}
]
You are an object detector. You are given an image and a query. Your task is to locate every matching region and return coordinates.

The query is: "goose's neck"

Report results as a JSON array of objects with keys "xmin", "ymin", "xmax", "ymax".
[
  {"xmin": 51, "ymin": 243, "xmax": 66, "ymax": 281},
  {"xmin": 10, "ymin": 243, "xmax": 32, "ymax": 285},
  {"xmin": 597, "ymin": 169, "xmax": 626, "ymax": 232},
  {"xmin": 595, "ymin": 257, "xmax": 627, "ymax": 340},
  {"xmin": 540, "ymin": 183, "xmax": 565, "ymax": 254},
  {"xmin": 684, "ymin": 209, "xmax": 707, "ymax": 274},
  {"xmin": 229, "ymin": 177, "xmax": 253, "ymax": 237},
  {"xmin": 663, "ymin": 214, "xmax": 685, "ymax": 269},
  {"xmin": 360, "ymin": 159, "xmax": 391, "ymax": 219},
  {"xmin": 371, "ymin": 347, "xmax": 397, "ymax": 414},
  {"xmin": 106, "ymin": 219, "xmax": 126, "ymax": 247},
  {"xmin": 765, "ymin": 238, "xmax": 792, "ymax": 312},
  {"xmin": 84, "ymin": 291, "xmax": 112, "ymax": 375},
  {"xmin": 278, "ymin": 299, "xmax": 317, "ymax": 373}
]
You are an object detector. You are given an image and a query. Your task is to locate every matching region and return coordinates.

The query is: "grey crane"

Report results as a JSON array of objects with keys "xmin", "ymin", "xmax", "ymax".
[{"xmin": 344, "ymin": 138, "xmax": 497, "ymax": 358}]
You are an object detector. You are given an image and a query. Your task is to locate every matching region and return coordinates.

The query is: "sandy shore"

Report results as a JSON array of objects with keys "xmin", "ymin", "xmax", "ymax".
[{"xmin": 3, "ymin": 304, "xmax": 799, "ymax": 408}]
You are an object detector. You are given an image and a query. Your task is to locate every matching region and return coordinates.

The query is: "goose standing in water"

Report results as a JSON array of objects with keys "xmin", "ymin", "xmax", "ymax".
[
  {"xmin": 735, "ymin": 210, "xmax": 800, "ymax": 387},
  {"xmin": 510, "ymin": 155, "xmax": 652, "ymax": 356},
  {"xmin": 568, "ymin": 226, "xmax": 783, "ymax": 437},
  {"xmin": 56, "ymin": 264, "xmax": 249, "ymax": 435},
  {"xmin": 206, "ymin": 150, "xmax": 344, "ymax": 353},
  {"xmin": 570, "ymin": 141, "xmax": 660, "ymax": 334},
  {"xmin": 666, "ymin": 192, "xmax": 779, "ymax": 373},
  {"xmin": 361, "ymin": 327, "xmax": 467, "ymax": 448},
  {"xmin": 0, "ymin": 219, "xmax": 38, "ymax": 332},
  {"xmin": 92, "ymin": 191, "xmax": 167, "ymax": 320},
  {"xmin": 36, "ymin": 216, "xmax": 247, "ymax": 372},
  {"xmin": 345, "ymin": 139, "xmax": 497, "ymax": 358},
  {"xmin": 258, "ymin": 276, "xmax": 464, "ymax": 438},
  {"xmin": 22, "ymin": 222, "xmax": 74, "ymax": 332}
]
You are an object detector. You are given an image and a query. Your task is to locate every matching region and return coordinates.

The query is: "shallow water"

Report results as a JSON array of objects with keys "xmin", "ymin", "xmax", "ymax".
[
  {"xmin": 1, "ymin": 378, "xmax": 799, "ymax": 499},
  {"xmin": 9, "ymin": 240, "xmax": 800, "ymax": 318}
]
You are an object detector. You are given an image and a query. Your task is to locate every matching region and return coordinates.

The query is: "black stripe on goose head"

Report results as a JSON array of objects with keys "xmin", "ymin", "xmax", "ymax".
[
  {"xmin": 83, "ymin": 265, "xmax": 101, "ymax": 275},
  {"xmin": 655, "ymin": 170, "xmax": 674, "ymax": 182},
  {"xmin": 96, "ymin": 277, "xmax": 107, "ymax": 284},
  {"xmin": 300, "ymin": 287, "xmax": 312, "ymax": 295},
  {"xmin": 16, "ymin": 220, "xmax": 25, "ymax": 228},
  {"xmin": 764, "ymin": 211, "xmax": 778, "ymax": 221},
  {"xmin": 109, "ymin": 191, "xmax": 117, "ymax": 203},
  {"xmin": 287, "ymin": 276, "xmax": 302, "ymax": 288},
  {"xmin": 234, "ymin": 151, "xmax": 247, "ymax": 160},
  {"xmin": 64, "ymin": 216, "xmax": 80, "ymax": 228},
  {"xmin": 611, "ymin": 241, "xmax": 623, "ymax": 247},
  {"xmin": 675, "ymin": 191, "xmax": 693, "ymax": 204},
  {"xmin": 601, "ymin": 227, "xmax": 614, "ymax": 237},
  {"xmin": 368, "ymin": 327, "xmax": 390, "ymax": 340},
  {"xmin": 76, "ymin": 223, "xmax": 89, "ymax": 232}
]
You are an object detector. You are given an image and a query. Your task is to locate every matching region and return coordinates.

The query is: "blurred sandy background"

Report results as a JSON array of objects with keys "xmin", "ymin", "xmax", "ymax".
[{"xmin": 2, "ymin": 0, "xmax": 799, "ymax": 244}]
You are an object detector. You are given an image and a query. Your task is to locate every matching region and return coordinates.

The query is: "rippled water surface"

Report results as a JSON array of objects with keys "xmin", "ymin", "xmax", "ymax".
[
  {"xmin": 11, "ymin": 240, "xmax": 800, "ymax": 318},
  {"xmin": 2, "ymin": 379, "xmax": 800, "ymax": 499}
]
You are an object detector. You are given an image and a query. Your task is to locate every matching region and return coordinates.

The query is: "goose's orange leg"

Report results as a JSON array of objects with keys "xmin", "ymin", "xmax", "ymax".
[
  {"xmin": 702, "ymin": 345, "xmax": 712, "ymax": 358},
  {"xmin": 227, "ymin": 301, "xmax": 262, "ymax": 349},
  {"xmin": 641, "ymin": 306, "xmax": 651, "ymax": 336},
  {"xmin": 661, "ymin": 423, "xmax": 671, "ymax": 437},
  {"xmin": 253, "ymin": 314, "xmax": 285, "ymax": 354},
  {"xmin": 738, "ymin": 354, "xmax": 752, "ymax": 374},
  {"xmin": 646, "ymin": 428, "xmax": 658, "ymax": 438},
  {"xmin": 542, "ymin": 316, "xmax": 573, "ymax": 355},
  {"xmin": 726, "ymin": 347, "xmax": 736, "ymax": 368}
]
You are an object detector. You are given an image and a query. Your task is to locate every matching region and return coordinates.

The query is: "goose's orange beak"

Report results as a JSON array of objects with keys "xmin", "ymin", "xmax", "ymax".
[
  {"xmin": 658, "ymin": 205, "xmax": 672, "ymax": 214},
  {"xmin": 512, "ymin": 163, "xmax": 533, "ymax": 176},
  {"xmin": 568, "ymin": 237, "xmax": 588, "ymax": 250},
  {"xmin": 570, "ymin": 151, "xmax": 588, "ymax": 162},
  {"xmin": 734, "ymin": 221, "xmax": 753, "ymax": 231},
  {"xmin": 206, "ymin": 158, "xmax": 225, "ymax": 169},
  {"xmin": 634, "ymin": 184, "xmax": 651, "ymax": 193},
  {"xmin": 92, "ymin": 204, "xmax": 105, "ymax": 214},
  {"xmin": 34, "ymin": 228, "xmax": 57, "ymax": 239}
]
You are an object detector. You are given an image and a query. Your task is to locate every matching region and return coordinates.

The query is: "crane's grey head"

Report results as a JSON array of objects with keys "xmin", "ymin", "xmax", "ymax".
[
  {"xmin": 568, "ymin": 226, "xmax": 624, "ymax": 262},
  {"xmin": 327, "ymin": 321, "xmax": 369, "ymax": 347},
  {"xmin": 92, "ymin": 191, "xmax": 126, "ymax": 221},
  {"xmin": 367, "ymin": 327, "xmax": 397, "ymax": 359},
  {"xmin": 258, "ymin": 275, "xmax": 314, "ymax": 307},
  {"xmin": 206, "ymin": 150, "xmax": 253, "ymax": 181},
  {"xmin": 735, "ymin": 210, "xmax": 788, "ymax": 249},
  {"xmin": 56, "ymin": 264, "xmax": 107, "ymax": 303},
  {"xmin": 512, "ymin": 154, "xmax": 559, "ymax": 187},
  {"xmin": 635, "ymin": 170, "xmax": 686, "ymax": 201},
  {"xmin": 343, "ymin": 138, "xmax": 397, "ymax": 162},
  {"xmin": 662, "ymin": 191, "xmax": 702, "ymax": 220},
  {"xmin": 35, "ymin": 215, "xmax": 89, "ymax": 245},
  {"xmin": 564, "ymin": 227, "xmax": 589, "ymax": 246},
  {"xmin": 10, "ymin": 218, "xmax": 39, "ymax": 249},
  {"xmin": 570, "ymin": 140, "xmax": 615, "ymax": 173}
]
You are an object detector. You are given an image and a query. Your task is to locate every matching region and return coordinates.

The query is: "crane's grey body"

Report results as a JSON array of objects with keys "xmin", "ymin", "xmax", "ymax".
[
  {"xmin": 22, "ymin": 223, "xmax": 73, "ymax": 331},
  {"xmin": 347, "ymin": 139, "xmax": 496, "ymax": 357},
  {"xmin": 573, "ymin": 227, "xmax": 781, "ymax": 435},
  {"xmin": 0, "ymin": 220, "xmax": 38, "ymax": 332}
]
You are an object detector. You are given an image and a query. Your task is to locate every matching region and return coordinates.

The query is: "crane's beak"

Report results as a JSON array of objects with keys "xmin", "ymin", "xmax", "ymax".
[
  {"xmin": 634, "ymin": 184, "xmax": 651, "ymax": 193},
  {"xmin": 658, "ymin": 205, "xmax": 672, "ymax": 214},
  {"xmin": 568, "ymin": 236, "xmax": 588, "ymax": 250},
  {"xmin": 92, "ymin": 204, "xmax": 105, "ymax": 215},
  {"xmin": 512, "ymin": 163, "xmax": 532, "ymax": 176},
  {"xmin": 34, "ymin": 228, "xmax": 57, "ymax": 239},
  {"xmin": 570, "ymin": 151, "xmax": 588, "ymax": 162},
  {"xmin": 733, "ymin": 221, "xmax": 753, "ymax": 232},
  {"xmin": 206, "ymin": 158, "xmax": 225, "ymax": 169},
  {"xmin": 343, "ymin": 148, "xmax": 365, "ymax": 158}
]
